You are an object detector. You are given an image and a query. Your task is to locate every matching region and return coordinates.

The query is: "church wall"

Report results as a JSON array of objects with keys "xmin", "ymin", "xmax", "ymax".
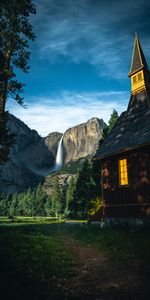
[{"xmin": 101, "ymin": 145, "xmax": 150, "ymax": 218}]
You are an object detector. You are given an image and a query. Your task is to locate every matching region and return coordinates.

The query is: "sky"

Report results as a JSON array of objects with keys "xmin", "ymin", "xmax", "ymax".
[{"xmin": 7, "ymin": 0, "xmax": 150, "ymax": 136}]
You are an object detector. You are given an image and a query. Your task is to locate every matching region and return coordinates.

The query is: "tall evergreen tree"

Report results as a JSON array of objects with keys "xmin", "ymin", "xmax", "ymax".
[
  {"xmin": 65, "ymin": 177, "xmax": 76, "ymax": 216},
  {"xmin": 17, "ymin": 188, "xmax": 34, "ymax": 216},
  {"xmin": 102, "ymin": 109, "xmax": 119, "ymax": 141},
  {"xmin": 34, "ymin": 184, "xmax": 47, "ymax": 216},
  {"xmin": 0, "ymin": 0, "xmax": 36, "ymax": 163},
  {"xmin": 0, "ymin": 0, "xmax": 36, "ymax": 112},
  {"xmin": 9, "ymin": 193, "xmax": 18, "ymax": 217},
  {"xmin": 74, "ymin": 160, "xmax": 96, "ymax": 217},
  {"xmin": 107, "ymin": 109, "xmax": 119, "ymax": 133},
  {"xmin": 0, "ymin": 193, "xmax": 7, "ymax": 215},
  {"xmin": 45, "ymin": 195, "xmax": 52, "ymax": 216},
  {"xmin": 51, "ymin": 180, "xmax": 62, "ymax": 218}
]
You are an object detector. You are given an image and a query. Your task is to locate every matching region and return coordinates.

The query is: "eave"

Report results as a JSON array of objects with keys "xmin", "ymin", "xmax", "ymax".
[
  {"xmin": 128, "ymin": 66, "xmax": 144, "ymax": 77},
  {"xmin": 94, "ymin": 141, "xmax": 150, "ymax": 161}
]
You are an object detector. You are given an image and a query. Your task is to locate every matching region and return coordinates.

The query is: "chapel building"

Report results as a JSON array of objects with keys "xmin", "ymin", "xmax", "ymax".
[{"xmin": 93, "ymin": 34, "xmax": 150, "ymax": 220}]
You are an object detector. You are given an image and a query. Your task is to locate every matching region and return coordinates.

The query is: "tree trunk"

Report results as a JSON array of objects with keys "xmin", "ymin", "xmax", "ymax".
[
  {"xmin": 0, "ymin": 99, "xmax": 5, "ymax": 114},
  {"xmin": 0, "ymin": 81, "xmax": 8, "ymax": 113}
]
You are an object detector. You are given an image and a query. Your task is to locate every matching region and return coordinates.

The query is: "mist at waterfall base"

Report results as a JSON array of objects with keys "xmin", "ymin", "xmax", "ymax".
[{"xmin": 28, "ymin": 136, "xmax": 64, "ymax": 176}]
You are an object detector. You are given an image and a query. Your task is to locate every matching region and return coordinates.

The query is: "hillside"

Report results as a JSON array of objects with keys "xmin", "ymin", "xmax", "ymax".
[{"xmin": 0, "ymin": 114, "xmax": 54, "ymax": 194}]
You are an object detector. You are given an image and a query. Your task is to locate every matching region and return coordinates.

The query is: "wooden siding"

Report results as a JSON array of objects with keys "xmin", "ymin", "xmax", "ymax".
[{"xmin": 101, "ymin": 145, "xmax": 150, "ymax": 218}]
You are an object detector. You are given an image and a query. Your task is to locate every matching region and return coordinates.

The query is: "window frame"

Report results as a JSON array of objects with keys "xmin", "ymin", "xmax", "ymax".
[
  {"xmin": 132, "ymin": 75, "xmax": 137, "ymax": 84},
  {"xmin": 137, "ymin": 72, "xmax": 142, "ymax": 81},
  {"xmin": 118, "ymin": 158, "xmax": 129, "ymax": 187}
]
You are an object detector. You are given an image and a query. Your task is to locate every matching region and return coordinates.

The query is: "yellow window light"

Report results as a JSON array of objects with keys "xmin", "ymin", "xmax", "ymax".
[{"xmin": 119, "ymin": 159, "xmax": 128, "ymax": 186}]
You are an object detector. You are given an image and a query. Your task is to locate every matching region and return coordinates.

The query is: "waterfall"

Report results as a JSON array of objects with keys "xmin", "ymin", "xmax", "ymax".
[{"xmin": 55, "ymin": 135, "xmax": 63, "ymax": 171}]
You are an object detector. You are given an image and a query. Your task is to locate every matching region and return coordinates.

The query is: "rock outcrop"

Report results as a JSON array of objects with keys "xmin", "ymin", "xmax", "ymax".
[
  {"xmin": 0, "ymin": 114, "xmax": 58, "ymax": 194},
  {"xmin": 44, "ymin": 132, "xmax": 62, "ymax": 158},
  {"xmin": 63, "ymin": 118, "xmax": 106, "ymax": 164},
  {"xmin": 43, "ymin": 173, "xmax": 76, "ymax": 196}
]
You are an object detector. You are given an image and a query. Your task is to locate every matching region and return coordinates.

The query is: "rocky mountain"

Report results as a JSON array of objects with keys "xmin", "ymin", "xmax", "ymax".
[
  {"xmin": 0, "ymin": 114, "xmax": 55, "ymax": 195},
  {"xmin": 63, "ymin": 118, "xmax": 106, "ymax": 164},
  {"xmin": 0, "ymin": 115, "xmax": 106, "ymax": 195},
  {"xmin": 44, "ymin": 132, "xmax": 62, "ymax": 157},
  {"xmin": 43, "ymin": 117, "xmax": 106, "ymax": 165}
]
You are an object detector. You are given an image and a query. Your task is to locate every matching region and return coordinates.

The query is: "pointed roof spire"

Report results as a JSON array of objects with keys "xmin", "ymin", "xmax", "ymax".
[{"xmin": 129, "ymin": 33, "xmax": 149, "ymax": 76}]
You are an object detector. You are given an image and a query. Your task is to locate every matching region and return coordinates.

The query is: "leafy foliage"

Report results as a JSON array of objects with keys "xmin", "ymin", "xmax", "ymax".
[
  {"xmin": 108, "ymin": 109, "xmax": 119, "ymax": 132},
  {"xmin": 88, "ymin": 197, "xmax": 104, "ymax": 216},
  {"xmin": 103, "ymin": 109, "xmax": 119, "ymax": 137},
  {"xmin": 50, "ymin": 180, "xmax": 62, "ymax": 217},
  {"xmin": 0, "ymin": 0, "xmax": 36, "ymax": 163},
  {"xmin": 72, "ymin": 159, "xmax": 97, "ymax": 218},
  {"xmin": 61, "ymin": 157, "xmax": 88, "ymax": 174},
  {"xmin": 0, "ymin": 185, "xmax": 45, "ymax": 217},
  {"xmin": 0, "ymin": 159, "xmax": 99, "ymax": 219},
  {"xmin": 0, "ymin": 193, "xmax": 11, "ymax": 215},
  {"xmin": 0, "ymin": 0, "xmax": 36, "ymax": 110},
  {"xmin": 65, "ymin": 177, "xmax": 76, "ymax": 216}
]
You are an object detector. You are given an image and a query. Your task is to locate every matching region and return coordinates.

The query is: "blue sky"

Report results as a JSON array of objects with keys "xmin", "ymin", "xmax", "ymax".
[{"xmin": 7, "ymin": 0, "xmax": 150, "ymax": 136}]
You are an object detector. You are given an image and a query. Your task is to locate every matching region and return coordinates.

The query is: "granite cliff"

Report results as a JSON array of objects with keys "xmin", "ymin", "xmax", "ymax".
[
  {"xmin": 0, "ymin": 114, "xmax": 55, "ymax": 194},
  {"xmin": 0, "ymin": 115, "xmax": 106, "ymax": 194},
  {"xmin": 63, "ymin": 118, "xmax": 106, "ymax": 163}
]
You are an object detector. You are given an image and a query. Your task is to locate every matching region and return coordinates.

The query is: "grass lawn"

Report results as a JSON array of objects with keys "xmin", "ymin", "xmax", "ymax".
[{"xmin": 0, "ymin": 217, "xmax": 150, "ymax": 299}]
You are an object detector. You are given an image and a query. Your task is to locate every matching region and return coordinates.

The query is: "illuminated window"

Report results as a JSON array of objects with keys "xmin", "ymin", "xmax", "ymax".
[
  {"xmin": 138, "ymin": 72, "xmax": 142, "ymax": 81},
  {"xmin": 119, "ymin": 159, "xmax": 128, "ymax": 186},
  {"xmin": 133, "ymin": 76, "xmax": 137, "ymax": 84}
]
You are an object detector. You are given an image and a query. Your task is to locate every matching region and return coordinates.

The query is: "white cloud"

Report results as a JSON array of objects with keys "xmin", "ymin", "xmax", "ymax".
[{"xmin": 7, "ymin": 90, "xmax": 128, "ymax": 136}]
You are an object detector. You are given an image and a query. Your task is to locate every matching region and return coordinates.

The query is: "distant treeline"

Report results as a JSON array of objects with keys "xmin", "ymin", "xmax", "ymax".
[{"xmin": 0, "ymin": 160, "xmax": 100, "ymax": 219}]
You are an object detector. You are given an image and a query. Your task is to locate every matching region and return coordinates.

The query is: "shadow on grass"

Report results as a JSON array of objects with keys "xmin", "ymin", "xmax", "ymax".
[
  {"xmin": 0, "ymin": 221, "xmax": 150, "ymax": 299},
  {"xmin": 0, "ymin": 223, "xmax": 77, "ymax": 300}
]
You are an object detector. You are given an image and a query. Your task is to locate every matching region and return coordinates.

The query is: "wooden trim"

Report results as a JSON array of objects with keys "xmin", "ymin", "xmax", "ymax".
[
  {"xmin": 96, "ymin": 141, "xmax": 150, "ymax": 161},
  {"xmin": 137, "ymin": 36, "xmax": 144, "ymax": 67},
  {"xmin": 128, "ymin": 66, "xmax": 143, "ymax": 77}
]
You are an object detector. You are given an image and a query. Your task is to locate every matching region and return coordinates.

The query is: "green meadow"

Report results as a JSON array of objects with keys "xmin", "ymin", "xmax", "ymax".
[{"xmin": 0, "ymin": 217, "xmax": 150, "ymax": 299}]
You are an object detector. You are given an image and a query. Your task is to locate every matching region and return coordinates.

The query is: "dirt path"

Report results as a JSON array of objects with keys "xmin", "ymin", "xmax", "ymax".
[{"xmin": 58, "ymin": 236, "xmax": 148, "ymax": 300}]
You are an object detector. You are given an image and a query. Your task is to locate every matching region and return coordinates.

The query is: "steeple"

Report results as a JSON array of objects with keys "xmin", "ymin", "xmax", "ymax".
[{"xmin": 128, "ymin": 34, "xmax": 150, "ymax": 94}]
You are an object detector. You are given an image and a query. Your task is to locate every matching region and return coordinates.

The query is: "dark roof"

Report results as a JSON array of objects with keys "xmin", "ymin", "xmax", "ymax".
[
  {"xmin": 96, "ymin": 90, "xmax": 150, "ymax": 159},
  {"xmin": 129, "ymin": 35, "xmax": 149, "ymax": 76}
]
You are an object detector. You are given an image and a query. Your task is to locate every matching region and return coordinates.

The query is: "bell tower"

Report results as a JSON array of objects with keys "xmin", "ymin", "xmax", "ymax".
[{"xmin": 128, "ymin": 34, "xmax": 150, "ymax": 95}]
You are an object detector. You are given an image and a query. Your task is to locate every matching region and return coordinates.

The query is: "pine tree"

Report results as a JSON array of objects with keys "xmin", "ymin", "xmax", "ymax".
[
  {"xmin": 9, "ymin": 193, "xmax": 18, "ymax": 217},
  {"xmin": 74, "ymin": 160, "xmax": 96, "ymax": 218},
  {"xmin": 34, "ymin": 184, "xmax": 47, "ymax": 216},
  {"xmin": 51, "ymin": 180, "xmax": 62, "ymax": 218},
  {"xmin": 101, "ymin": 109, "xmax": 119, "ymax": 141},
  {"xmin": 107, "ymin": 109, "xmax": 119, "ymax": 133},
  {"xmin": 0, "ymin": 193, "xmax": 7, "ymax": 215},
  {"xmin": 17, "ymin": 188, "xmax": 34, "ymax": 216},
  {"xmin": 45, "ymin": 195, "xmax": 52, "ymax": 216},
  {"xmin": 0, "ymin": 0, "xmax": 36, "ymax": 163},
  {"xmin": 0, "ymin": 0, "xmax": 36, "ymax": 112},
  {"xmin": 65, "ymin": 177, "xmax": 76, "ymax": 217}
]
